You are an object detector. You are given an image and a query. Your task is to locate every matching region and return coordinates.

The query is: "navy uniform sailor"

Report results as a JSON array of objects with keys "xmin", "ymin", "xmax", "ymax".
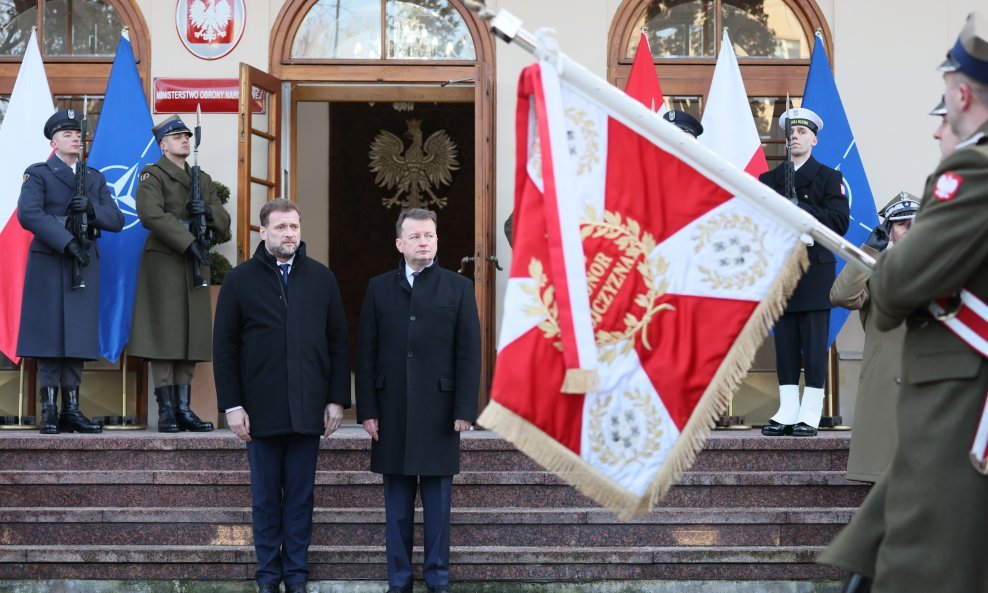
[{"xmin": 16, "ymin": 108, "xmax": 124, "ymax": 434}]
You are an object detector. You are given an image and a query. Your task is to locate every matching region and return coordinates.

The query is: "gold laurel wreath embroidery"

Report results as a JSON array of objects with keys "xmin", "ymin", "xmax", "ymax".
[
  {"xmin": 582, "ymin": 206, "xmax": 674, "ymax": 363},
  {"xmin": 693, "ymin": 212, "xmax": 770, "ymax": 291},
  {"xmin": 587, "ymin": 390, "xmax": 665, "ymax": 470},
  {"xmin": 520, "ymin": 258, "xmax": 562, "ymax": 351},
  {"xmin": 564, "ymin": 107, "xmax": 600, "ymax": 176}
]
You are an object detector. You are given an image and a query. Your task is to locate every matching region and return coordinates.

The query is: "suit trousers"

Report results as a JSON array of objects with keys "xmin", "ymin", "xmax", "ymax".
[
  {"xmin": 36, "ymin": 358, "xmax": 83, "ymax": 388},
  {"xmin": 383, "ymin": 474, "xmax": 453, "ymax": 589},
  {"xmin": 773, "ymin": 310, "xmax": 830, "ymax": 388},
  {"xmin": 246, "ymin": 433, "xmax": 320, "ymax": 587}
]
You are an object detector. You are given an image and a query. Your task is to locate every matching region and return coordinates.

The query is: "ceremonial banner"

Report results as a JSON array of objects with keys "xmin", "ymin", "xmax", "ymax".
[
  {"xmin": 0, "ymin": 31, "xmax": 55, "ymax": 363},
  {"xmin": 93, "ymin": 33, "xmax": 161, "ymax": 363},
  {"xmin": 480, "ymin": 61, "xmax": 808, "ymax": 520}
]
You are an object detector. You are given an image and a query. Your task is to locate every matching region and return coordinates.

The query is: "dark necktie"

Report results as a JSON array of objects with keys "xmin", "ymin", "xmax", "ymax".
[{"xmin": 278, "ymin": 263, "xmax": 290, "ymax": 286}]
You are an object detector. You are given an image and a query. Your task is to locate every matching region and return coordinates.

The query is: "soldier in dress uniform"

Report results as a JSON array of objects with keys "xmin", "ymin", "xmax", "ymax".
[
  {"xmin": 930, "ymin": 96, "xmax": 962, "ymax": 157},
  {"xmin": 16, "ymin": 109, "xmax": 124, "ymax": 434},
  {"xmin": 128, "ymin": 115, "xmax": 231, "ymax": 432},
  {"xmin": 662, "ymin": 109, "xmax": 704, "ymax": 138},
  {"xmin": 759, "ymin": 107, "xmax": 849, "ymax": 437},
  {"xmin": 820, "ymin": 12, "xmax": 988, "ymax": 593}
]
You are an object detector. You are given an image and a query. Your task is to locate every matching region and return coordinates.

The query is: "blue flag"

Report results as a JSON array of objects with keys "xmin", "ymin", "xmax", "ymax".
[
  {"xmin": 802, "ymin": 33, "xmax": 879, "ymax": 347},
  {"xmin": 93, "ymin": 34, "xmax": 161, "ymax": 362}
]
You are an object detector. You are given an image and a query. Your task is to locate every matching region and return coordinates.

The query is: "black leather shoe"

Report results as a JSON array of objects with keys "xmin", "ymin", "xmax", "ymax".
[
  {"xmin": 791, "ymin": 422, "xmax": 818, "ymax": 437},
  {"xmin": 174, "ymin": 384, "xmax": 214, "ymax": 432},
  {"xmin": 39, "ymin": 386, "xmax": 59, "ymax": 434},
  {"xmin": 761, "ymin": 420, "xmax": 793, "ymax": 436},
  {"xmin": 843, "ymin": 573, "xmax": 872, "ymax": 593},
  {"xmin": 59, "ymin": 387, "xmax": 102, "ymax": 433},
  {"xmin": 285, "ymin": 582, "xmax": 307, "ymax": 593},
  {"xmin": 386, "ymin": 587, "xmax": 412, "ymax": 593},
  {"xmin": 429, "ymin": 587, "xmax": 451, "ymax": 593},
  {"xmin": 257, "ymin": 584, "xmax": 279, "ymax": 593},
  {"xmin": 155, "ymin": 386, "xmax": 179, "ymax": 433}
]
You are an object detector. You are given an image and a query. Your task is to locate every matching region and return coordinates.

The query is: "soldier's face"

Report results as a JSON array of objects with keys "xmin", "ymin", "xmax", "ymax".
[
  {"xmin": 889, "ymin": 220, "xmax": 911, "ymax": 244},
  {"xmin": 933, "ymin": 115, "xmax": 960, "ymax": 158},
  {"xmin": 260, "ymin": 209, "xmax": 301, "ymax": 261},
  {"xmin": 50, "ymin": 130, "xmax": 81, "ymax": 158},
  {"xmin": 789, "ymin": 126, "xmax": 817, "ymax": 158},
  {"xmin": 396, "ymin": 217, "xmax": 438, "ymax": 270},
  {"xmin": 160, "ymin": 133, "xmax": 191, "ymax": 158}
]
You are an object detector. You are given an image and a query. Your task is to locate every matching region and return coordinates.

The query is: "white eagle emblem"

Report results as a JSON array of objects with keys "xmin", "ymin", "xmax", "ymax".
[
  {"xmin": 934, "ymin": 172, "xmax": 962, "ymax": 202},
  {"xmin": 189, "ymin": 0, "xmax": 232, "ymax": 43}
]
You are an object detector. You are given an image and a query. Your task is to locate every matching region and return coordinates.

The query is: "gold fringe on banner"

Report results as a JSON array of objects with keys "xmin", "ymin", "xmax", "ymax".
[{"xmin": 560, "ymin": 368, "xmax": 600, "ymax": 394}]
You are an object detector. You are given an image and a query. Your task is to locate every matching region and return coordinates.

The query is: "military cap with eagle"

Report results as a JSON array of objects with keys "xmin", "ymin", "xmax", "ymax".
[
  {"xmin": 152, "ymin": 115, "xmax": 193, "ymax": 144},
  {"xmin": 779, "ymin": 107, "xmax": 823, "ymax": 135},
  {"xmin": 939, "ymin": 11, "xmax": 988, "ymax": 84},
  {"xmin": 663, "ymin": 110, "xmax": 704, "ymax": 138},
  {"xmin": 879, "ymin": 191, "xmax": 920, "ymax": 222},
  {"xmin": 43, "ymin": 109, "xmax": 82, "ymax": 140}
]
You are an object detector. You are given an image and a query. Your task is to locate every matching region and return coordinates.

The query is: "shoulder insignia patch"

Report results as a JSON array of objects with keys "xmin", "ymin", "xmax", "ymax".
[
  {"xmin": 22, "ymin": 174, "xmax": 29, "ymax": 183},
  {"xmin": 934, "ymin": 172, "xmax": 962, "ymax": 202},
  {"xmin": 140, "ymin": 172, "xmax": 150, "ymax": 181}
]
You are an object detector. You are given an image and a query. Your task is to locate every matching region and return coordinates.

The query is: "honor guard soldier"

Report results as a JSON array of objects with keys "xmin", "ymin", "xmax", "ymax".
[
  {"xmin": 820, "ymin": 12, "xmax": 988, "ymax": 593},
  {"xmin": 16, "ymin": 109, "xmax": 124, "ymax": 434},
  {"xmin": 128, "ymin": 115, "xmax": 230, "ymax": 432},
  {"xmin": 759, "ymin": 107, "xmax": 849, "ymax": 437},
  {"xmin": 663, "ymin": 109, "xmax": 704, "ymax": 138}
]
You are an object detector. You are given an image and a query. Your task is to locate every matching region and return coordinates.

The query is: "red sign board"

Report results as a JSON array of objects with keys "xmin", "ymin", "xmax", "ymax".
[{"xmin": 153, "ymin": 78, "xmax": 265, "ymax": 114}]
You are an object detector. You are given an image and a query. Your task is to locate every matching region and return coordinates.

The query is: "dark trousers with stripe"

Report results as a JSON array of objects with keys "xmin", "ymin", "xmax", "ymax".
[
  {"xmin": 384, "ymin": 474, "xmax": 453, "ymax": 590},
  {"xmin": 774, "ymin": 309, "xmax": 830, "ymax": 388},
  {"xmin": 246, "ymin": 434, "xmax": 320, "ymax": 587}
]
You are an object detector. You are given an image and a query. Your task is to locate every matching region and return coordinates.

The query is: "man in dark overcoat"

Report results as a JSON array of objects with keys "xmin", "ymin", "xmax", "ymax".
[
  {"xmin": 213, "ymin": 199, "xmax": 350, "ymax": 593},
  {"xmin": 758, "ymin": 107, "xmax": 848, "ymax": 437},
  {"xmin": 820, "ymin": 12, "xmax": 988, "ymax": 592},
  {"xmin": 129, "ymin": 115, "xmax": 230, "ymax": 432},
  {"xmin": 17, "ymin": 109, "xmax": 124, "ymax": 434},
  {"xmin": 356, "ymin": 208, "xmax": 481, "ymax": 593}
]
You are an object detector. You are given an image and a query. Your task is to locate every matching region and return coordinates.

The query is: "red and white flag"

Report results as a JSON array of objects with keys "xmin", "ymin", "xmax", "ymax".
[
  {"xmin": 625, "ymin": 32, "xmax": 666, "ymax": 114},
  {"xmin": 0, "ymin": 31, "xmax": 55, "ymax": 363},
  {"xmin": 480, "ymin": 60, "xmax": 807, "ymax": 520},
  {"xmin": 700, "ymin": 30, "xmax": 768, "ymax": 177}
]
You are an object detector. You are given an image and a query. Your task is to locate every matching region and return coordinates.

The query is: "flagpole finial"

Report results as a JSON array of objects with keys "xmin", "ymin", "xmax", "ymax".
[
  {"xmin": 640, "ymin": 26, "xmax": 648, "ymax": 35},
  {"xmin": 815, "ymin": 27, "xmax": 823, "ymax": 36},
  {"xmin": 462, "ymin": 0, "xmax": 495, "ymax": 20}
]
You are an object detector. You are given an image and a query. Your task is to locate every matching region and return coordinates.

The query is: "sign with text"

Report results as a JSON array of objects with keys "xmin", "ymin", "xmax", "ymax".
[{"xmin": 153, "ymin": 78, "xmax": 265, "ymax": 114}]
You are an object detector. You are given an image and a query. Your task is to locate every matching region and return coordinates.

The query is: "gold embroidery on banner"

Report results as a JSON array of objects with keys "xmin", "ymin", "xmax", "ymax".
[
  {"xmin": 520, "ymin": 258, "xmax": 562, "ymax": 351},
  {"xmin": 368, "ymin": 118, "xmax": 459, "ymax": 210},
  {"xmin": 588, "ymin": 390, "xmax": 664, "ymax": 470},
  {"xmin": 564, "ymin": 107, "xmax": 600, "ymax": 176},
  {"xmin": 692, "ymin": 212, "xmax": 769, "ymax": 290}
]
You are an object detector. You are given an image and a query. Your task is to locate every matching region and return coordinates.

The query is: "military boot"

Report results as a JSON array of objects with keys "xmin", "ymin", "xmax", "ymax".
[
  {"xmin": 174, "ymin": 384, "xmax": 214, "ymax": 432},
  {"xmin": 39, "ymin": 386, "xmax": 59, "ymax": 435},
  {"xmin": 155, "ymin": 386, "xmax": 179, "ymax": 433},
  {"xmin": 59, "ymin": 387, "xmax": 102, "ymax": 434}
]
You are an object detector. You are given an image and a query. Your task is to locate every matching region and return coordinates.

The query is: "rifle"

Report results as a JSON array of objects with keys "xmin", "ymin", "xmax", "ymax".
[
  {"xmin": 187, "ymin": 104, "xmax": 212, "ymax": 288},
  {"xmin": 67, "ymin": 111, "xmax": 96, "ymax": 290},
  {"xmin": 783, "ymin": 97, "xmax": 798, "ymax": 205}
]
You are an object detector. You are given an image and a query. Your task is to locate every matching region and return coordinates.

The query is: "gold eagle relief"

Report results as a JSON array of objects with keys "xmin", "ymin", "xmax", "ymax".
[{"xmin": 369, "ymin": 118, "xmax": 459, "ymax": 210}]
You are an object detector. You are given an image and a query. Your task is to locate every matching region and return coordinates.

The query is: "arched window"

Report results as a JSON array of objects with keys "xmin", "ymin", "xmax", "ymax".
[
  {"xmin": 609, "ymin": 0, "xmax": 830, "ymax": 165},
  {"xmin": 0, "ymin": 0, "xmax": 150, "ymax": 133}
]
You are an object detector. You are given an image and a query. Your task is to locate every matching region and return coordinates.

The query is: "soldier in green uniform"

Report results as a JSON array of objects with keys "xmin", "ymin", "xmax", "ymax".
[
  {"xmin": 128, "ymin": 115, "xmax": 231, "ymax": 432},
  {"xmin": 820, "ymin": 12, "xmax": 988, "ymax": 593}
]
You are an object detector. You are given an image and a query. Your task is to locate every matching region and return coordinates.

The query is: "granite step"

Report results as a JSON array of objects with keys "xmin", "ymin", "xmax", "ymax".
[
  {"xmin": 0, "ymin": 469, "xmax": 868, "ymax": 508},
  {"xmin": 0, "ymin": 507, "xmax": 856, "ymax": 548},
  {"xmin": 0, "ymin": 544, "xmax": 845, "ymax": 581}
]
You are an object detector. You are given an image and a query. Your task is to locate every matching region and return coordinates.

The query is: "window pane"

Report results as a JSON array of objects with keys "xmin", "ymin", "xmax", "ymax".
[
  {"xmin": 386, "ymin": 0, "xmax": 475, "ymax": 60},
  {"xmin": 724, "ymin": 0, "xmax": 810, "ymax": 59},
  {"xmin": 0, "ymin": 2, "xmax": 38, "ymax": 57},
  {"xmin": 751, "ymin": 96, "xmax": 801, "ymax": 165},
  {"xmin": 627, "ymin": 0, "xmax": 715, "ymax": 59},
  {"xmin": 291, "ymin": 0, "xmax": 382, "ymax": 59},
  {"xmin": 665, "ymin": 95, "xmax": 702, "ymax": 117},
  {"xmin": 43, "ymin": 0, "xmax": 123, "ymax": 57}
]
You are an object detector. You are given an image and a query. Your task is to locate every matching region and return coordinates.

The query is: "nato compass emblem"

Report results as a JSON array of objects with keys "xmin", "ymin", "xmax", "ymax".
[{"xmin": 99, "ymin": 137, "xmax": 157, "ymax": 231}]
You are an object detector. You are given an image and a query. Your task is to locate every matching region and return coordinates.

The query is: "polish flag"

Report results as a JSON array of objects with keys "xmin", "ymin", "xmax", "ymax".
[
  {"xmin": 0, "ymin": 31, "xmax": 55, "ymax": 363},
  {"xmin": 482, "ymin": 61, "xmax": 806, "ymax": 520},
  {"xmin": 625, "ymin": 32, "xmax": 666, "ymax": 114},
  {"xmin": 699, "ymin": 30, "xmax": 768, "ymax": 177}
]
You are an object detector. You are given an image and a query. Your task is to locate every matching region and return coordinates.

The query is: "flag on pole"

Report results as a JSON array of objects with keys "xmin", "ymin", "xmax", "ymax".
[
  {"xmin": 481, "ymin": 60, "xmax": 808, "ymax": 520},
  {"xmin": 700, "ymin": 30, "xmax": 768, "ymax": 178},
  {"xmin": 625, "ymin": 32, "xmax": 666, "ymax": 114},
  {"xmin": 802, "ymin": 33, "xmax": 878, "ymax": 346},
  {"xmin": 0, "ymin": 32, "xmax": 55, "ymax": 364},
  {"xmin": 92, "ymin": 32, "xmax": 161, "ymax": 363}
]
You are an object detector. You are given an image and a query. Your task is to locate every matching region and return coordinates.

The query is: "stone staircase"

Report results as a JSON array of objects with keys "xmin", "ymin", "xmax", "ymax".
[{"xmin": 0, "ymin": 427, "xmax": 865, "ymax": 588}]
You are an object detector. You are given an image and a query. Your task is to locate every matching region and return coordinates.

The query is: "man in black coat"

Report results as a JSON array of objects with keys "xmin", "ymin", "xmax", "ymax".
[
  {"xmin": 356, "ymin": 208, "xmax": 481, "ymax": 593},
  {"xmin": 17, "ymin": 109, "xmax": 124, "ymax": 434},
  {"xmin": 213, "ymin": 199, "xmax": 350, "ymax": 593},
  {"xmin": 759, "ymin": 107, "xmax": 849, "ymax": 437}
]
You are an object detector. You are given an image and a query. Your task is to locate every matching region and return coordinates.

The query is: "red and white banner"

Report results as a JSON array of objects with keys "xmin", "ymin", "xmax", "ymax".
[
  {"xmin": 0, "ymin": 31, "xmax": 55, "ymax": 364},
  {"xmin": 480, "ymin": 61, "xmax": 807, "ymax": 519},
  {"xmin": 625, "ymin": 32, "xmax": 666, "ymax": 114}
]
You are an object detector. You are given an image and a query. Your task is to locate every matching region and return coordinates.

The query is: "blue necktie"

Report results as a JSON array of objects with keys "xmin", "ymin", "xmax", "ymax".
[{"xmin": 278, "ymin": 263, "xmax": 290, "ymax": 286}]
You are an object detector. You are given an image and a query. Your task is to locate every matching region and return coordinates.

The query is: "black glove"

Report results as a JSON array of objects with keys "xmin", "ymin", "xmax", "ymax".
[
  {"xmin": 68, "ymin": 195, "xmax": 93, "ymax": 215},
  {"xmin": 186, "ymin": 241, "xmax": 213, "ymax": 267},
  {"xmin": 187, "ymin": 200, "xmax": 213, "ymax": 220},
  {"xmin": 64, "ymin": 239, "xmax": 89, "ymax": 266},
  {"xmin": 864, "ymin": 224, "xmax": 889, "ymax": 252}
]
